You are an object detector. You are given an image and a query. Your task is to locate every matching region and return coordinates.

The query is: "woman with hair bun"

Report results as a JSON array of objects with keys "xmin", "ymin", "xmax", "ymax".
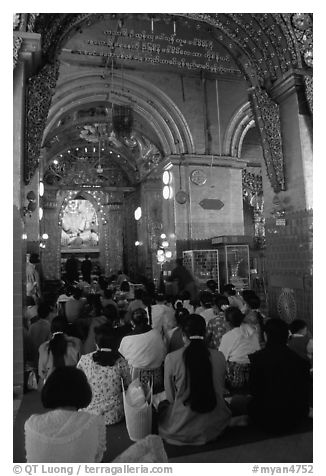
[
  {"xmin": 38, "ymin": 317, "xmax": 80, "ymax": 384},
  {"xmin": 118, "ymin": 308, "xmax": 166, "ymax": 393},
  {"xmin": 158, "ymin": 314, "xmax": 231, "ymax": 446},
  {"xmin": 77, "ymin": 323, "xmax": 131, "ymax": 425}
]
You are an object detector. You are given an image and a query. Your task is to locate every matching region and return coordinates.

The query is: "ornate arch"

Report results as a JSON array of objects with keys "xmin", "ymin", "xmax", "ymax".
[
  {"xmin": 43, "ymin": 71, "xmax": 195, "ymax": 159},
  {"xmin": 224, "ymin": 102, "xmax": 255, "ymax": 158}
]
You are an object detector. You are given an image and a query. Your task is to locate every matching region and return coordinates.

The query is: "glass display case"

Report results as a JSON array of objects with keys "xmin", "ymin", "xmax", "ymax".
[
  {"xmin": 217, "ymin": 244, "xmax": 250, "ymax": 291},
  {"xmin": 182, "ymin": 250, "xmax": 219, "ymax": 291}
]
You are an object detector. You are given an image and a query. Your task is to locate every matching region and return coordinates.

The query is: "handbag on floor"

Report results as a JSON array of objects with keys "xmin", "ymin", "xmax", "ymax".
[{"xmin": 122, "ymin": 378, "xmax": 153, "ymax": 442}]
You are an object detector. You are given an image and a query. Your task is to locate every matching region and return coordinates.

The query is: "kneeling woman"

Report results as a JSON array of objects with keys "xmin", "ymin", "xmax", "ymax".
[
  {"xmin": 158, "ymin": 314, "xmax": 231, "ymax": 446},
  {"xmin": 77, "ymin": 323, "xmax": 131, "ymax": 425}
]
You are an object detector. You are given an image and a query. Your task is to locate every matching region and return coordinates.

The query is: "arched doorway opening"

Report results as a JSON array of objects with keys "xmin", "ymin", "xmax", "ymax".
[{"xmin": 60, "ymin": 197, "xmax": 100, "ymax": 281}]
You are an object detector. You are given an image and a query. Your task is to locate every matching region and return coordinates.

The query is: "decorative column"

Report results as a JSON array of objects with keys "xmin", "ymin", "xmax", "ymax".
[
  {"xmin": 105, "ymin": 193, "xmax": 124, "ymax": 275},
  {"xmin": 42, "ymin": 189, "xmax": 60, "ymax": 280},
  {"xmin": 264, "ymin": 72, "xmax": 313, "ymax": 327},
  {"xmin": 123, "ymin": 191, "xmax": 139, "ymax": 281},
  {"xmin": 13, "ymin": 32, "xmax": 41, "ymax": 399},
  {"xmin": 269, "ymin": 71, "xmax": 313, "ymax": 210},
  {"xmin": 138, "ymin": 179, "xmax": 163, "ymax": 282}
]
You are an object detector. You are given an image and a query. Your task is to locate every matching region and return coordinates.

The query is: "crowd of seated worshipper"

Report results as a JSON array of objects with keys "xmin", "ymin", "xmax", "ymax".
[{"xmin": 23, "ymin": 281, "xmax": 312, "ymax": 462}]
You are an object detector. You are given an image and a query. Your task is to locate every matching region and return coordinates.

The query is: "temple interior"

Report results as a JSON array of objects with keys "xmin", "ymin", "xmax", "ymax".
[{"xmin": 13, "ymin": 13, "xmax": 313, "ymax": 463}]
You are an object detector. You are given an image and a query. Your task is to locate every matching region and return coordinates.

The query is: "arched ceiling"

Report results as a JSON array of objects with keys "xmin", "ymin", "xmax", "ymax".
[{"xmin": 14, "ymin": 13, "xmax": 312, "ymax": 187}]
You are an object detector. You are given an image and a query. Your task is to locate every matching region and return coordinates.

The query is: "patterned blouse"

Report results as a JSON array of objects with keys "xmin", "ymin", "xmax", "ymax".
[
  {"xmin": 77, "ymin": 354, "xmax": 131, "ymax": 425},
  {"xmin": 206, "ymin": 311, "xmax": 228, "ymax": 350}
]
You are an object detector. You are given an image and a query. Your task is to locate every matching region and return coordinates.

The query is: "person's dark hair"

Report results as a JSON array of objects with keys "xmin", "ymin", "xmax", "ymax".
[
  {"xmin": 221, "ymin": 284, "xmax": 236, "ymax": 296},
  {"xmin": 242, "ymin": 290, "xmax": 261, "ymax": 309},
  {"xmin": 103, "ymin": 303, "xmax": 118, "ymax": 323},
  {"xmin": 120, "ymin": 281, "xmax": 130, "ymax": 292},
  {"xmin": 93, "ymin": 323, "xmax": 120, "ymax": 366},
  {"xmin": 182, "ymin": 314, "xmax": 217, "ymax": 413},
  {"xmin": 72, "ymin": 287, "xmax": 83, "ymax": 300},
  {"xmin": 98, "ymin": 276, "xmax": 107, "ymax": 290},
  {"xmin": 25, "ymin": 296, "xmax": 35, "ymax": 307},
  {"xmin": 104, "ymin": 288, "xmax": 114, "ymax": 300},
  {"xmin": 131, "ymin": 308, "xmax": 148, "ymax": 328},
  {"xmin": 51, "ymin": 317, "xmax": 68, "ymax": 334},
  {"xmin": 215, "ymin": 295, "xmax": 230, "ymax": 310},
  {"xmin": 175, "ymin": 301, "xmax": 184, "ymax": 311},
  {"xmin": 225, "ymin": 306, "xmax": 245, "ymax": 328},
  {"xmin": 180, "ymin": 290, "xmax": 191, "ymax": 301},
  {"xmin": 199, "ymin": 291, "xmax": 213, "ymax": 307},
  {"xmin": 66, "ymin": 321, "xmax": 85, "ymax": 341},
  {"xmin": 38, "ymin": 302, "xmax": 51, "ymax": 319},
  {"xmin": 29, "ymin": 253, "xmax": 40, "ymax": 264},
  {"xmin": 264, "ymin": 318, "xmax": 289, "ymax": 346},
  {"xmin": 65, "ymin": 285, "xmax": 74, "ymax": 296},
  {"xmin": 49, "ymin": 317, "xmax": 69, "ymax": 369},
  {"xmin": 289, "ymin": 319, "xmax": 308, "ymax": 335},
  {"xmin": 155, "ymin": 293, "xmax": 166, "ymax": 303},
  {"xmin": 90, "ymin": 294, "xmax": 102, "ymax": 316},
  {"xmin": 175, "ymin": 307, "xmax": 189, "ymax": 327},
  {"xmin": 134, "ymin": 288, "xmax": 144, "ymax": 300},
  {"xmin": 206, "ymin": 279, "xmax": 217, "ymax": 292},
  {"xmin": 41, "ymin": 367, "xmax": 92, "ymax": 410}
]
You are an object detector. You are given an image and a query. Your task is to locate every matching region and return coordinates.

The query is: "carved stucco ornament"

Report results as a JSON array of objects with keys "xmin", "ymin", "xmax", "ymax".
[
  {"xmin": 249, "ymin": 86, "xmax": 285, "ymax": 193},
  {"xmin": 25, "ymin": 62, "xmax": 59, "ymax": 184}
]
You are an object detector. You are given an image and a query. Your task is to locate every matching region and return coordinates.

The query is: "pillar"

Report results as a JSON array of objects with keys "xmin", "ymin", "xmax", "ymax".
[
  {"xmin": 265, "ymin": 72, "xmax": 313, "ymax": 327},
  {"xmin": 105, "ymin": 192, "xmax": 124, "ymax": 275},
  {"xmin": 13, "ymin": 32, "xmax": 42, "ymax": 398}
]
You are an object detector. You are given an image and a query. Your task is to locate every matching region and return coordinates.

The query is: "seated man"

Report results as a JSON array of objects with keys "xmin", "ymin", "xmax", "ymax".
[
  {"xmin": 65, "ymin": 287, "xmax": 86, "ymax": 324},
  {"xmin": 248, "ymin": 318, "xmax": 311, "ymax": 433}
]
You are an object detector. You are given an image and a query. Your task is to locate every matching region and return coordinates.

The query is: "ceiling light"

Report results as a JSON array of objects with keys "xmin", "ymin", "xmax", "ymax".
[
  {"xmin": 134, "ymin": 207, "xmax": 142, "ymax": 221},
  {"xmin": 39, "ymin": 181, "xmax": 44, "ymax": 197},
  {"xmin": 163, "ymin": 185, "xmax": 173, "ymax": 199},
  {"xmin": 163, "ymin": 171, "xmax": 172, "ymax": 185}
]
